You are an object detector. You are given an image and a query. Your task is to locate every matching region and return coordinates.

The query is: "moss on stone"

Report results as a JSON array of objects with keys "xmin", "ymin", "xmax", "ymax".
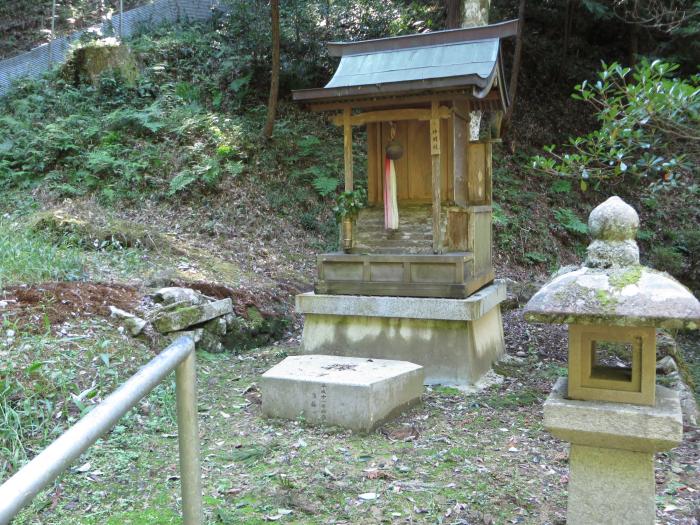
[
  {"xmin": 609, "ymin": 265, "xmax": 643, "ymax": 289},
  {"xmin": 152, "ymin": 305, "xmax": 203, "ymax": 333},
  {"xmin": 595, "ymin": 289, "xmax": 618, "ymax": 310},
  {"xmin": 61, "ymin": 38, "xmax": 138, "ymax": 86}
]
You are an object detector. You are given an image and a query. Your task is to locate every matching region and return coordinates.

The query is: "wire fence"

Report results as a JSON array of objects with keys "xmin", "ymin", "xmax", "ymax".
[{"xmin": 0, "ymin": 0, "xmax": 223, "ymax": 96}]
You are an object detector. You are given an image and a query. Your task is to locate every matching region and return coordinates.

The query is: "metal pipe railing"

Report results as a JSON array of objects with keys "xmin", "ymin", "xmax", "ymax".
[{"xmin": 0, "ymin": 334, "xmax": 202, "ymax": 525}]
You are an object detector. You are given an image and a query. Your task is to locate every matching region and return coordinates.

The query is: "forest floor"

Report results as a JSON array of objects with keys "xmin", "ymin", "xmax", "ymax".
[{"xmin": 2, "ymin": 196, "xmax": 699, "ymax": 525}]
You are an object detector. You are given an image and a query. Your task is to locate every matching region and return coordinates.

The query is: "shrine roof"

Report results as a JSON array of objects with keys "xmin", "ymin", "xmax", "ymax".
[{"xmin": 292, "ymin": 20, "xmax": 518, "ymax": 106}]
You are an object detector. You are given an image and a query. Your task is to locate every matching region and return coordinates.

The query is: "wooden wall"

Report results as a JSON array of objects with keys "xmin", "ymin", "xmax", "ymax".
[
  {"xmin": 367, "ymin": 120, "xmax": 492, "ymax": 209},
  {"xmin": 367, "ymin": 119, "xmax": 453, "ymax": 204}
]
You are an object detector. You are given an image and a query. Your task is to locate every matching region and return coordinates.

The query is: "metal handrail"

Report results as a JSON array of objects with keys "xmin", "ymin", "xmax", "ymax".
[{"xmin": 0, "ymin": 334, "xmax": 203, "ymax": 525}]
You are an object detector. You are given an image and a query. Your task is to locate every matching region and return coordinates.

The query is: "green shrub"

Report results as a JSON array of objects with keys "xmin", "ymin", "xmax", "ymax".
[{"xmin": 533, "ymin": 60, "xmax": 698, "ymax": 187}]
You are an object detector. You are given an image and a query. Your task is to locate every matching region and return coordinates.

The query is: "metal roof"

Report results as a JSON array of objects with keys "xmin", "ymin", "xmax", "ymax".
[
  {"xmin": 293, "ymin": 20, "xmax": 518, "ymax": 105},
  {"xmin": 324, "ymin": 38, "xmax": 499, "ymax": 90}
]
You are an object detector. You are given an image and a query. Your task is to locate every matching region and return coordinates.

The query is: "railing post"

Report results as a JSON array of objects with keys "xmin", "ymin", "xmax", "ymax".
[{"xmin": 175, "ymin": 349, "xmax": 203, "ymax": 525}]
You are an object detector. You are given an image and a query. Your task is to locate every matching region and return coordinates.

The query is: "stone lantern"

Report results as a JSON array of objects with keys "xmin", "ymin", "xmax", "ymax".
[{"xmin": 524, "ymin": 196, "xmax": 700, "ymax": 525}]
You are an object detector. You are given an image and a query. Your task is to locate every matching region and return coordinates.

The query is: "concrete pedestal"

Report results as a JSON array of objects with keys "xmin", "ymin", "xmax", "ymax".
[
  {"xmin": 295, "ymin": 281, "xmax": 506, "ymax": 386},
  {"xmin": 261, "ymin": 355, "xmax": 424, "ymax": 432},
  {"xmin": 544, "ymin": 378, "xmax": 683, "ymax": 525}
]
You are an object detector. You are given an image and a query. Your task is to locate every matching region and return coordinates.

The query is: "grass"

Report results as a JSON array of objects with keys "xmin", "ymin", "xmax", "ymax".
[
  {"xmin": 0, "ymin": 319, "xmax": 160, "ymax": 479},
  {"xmin": 0, "ymin": 217, "xmax": 84, "ymax": 287}
]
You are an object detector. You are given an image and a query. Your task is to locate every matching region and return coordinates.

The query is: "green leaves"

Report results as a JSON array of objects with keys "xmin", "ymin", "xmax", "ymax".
[
  {"xmin": 333, "ymin": 188, "xmax": 367, "ymax": 223},
  {"xmin": 550, "ymin": 179, "xmax": 572, "ymax": 193},
  {"xmin": 532, "ymin": 60, "xmax": 698, "ymax": 189}
]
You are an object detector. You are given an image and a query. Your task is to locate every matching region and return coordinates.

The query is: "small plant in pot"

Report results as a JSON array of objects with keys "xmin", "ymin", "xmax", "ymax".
[{"xmin": 333, "ymin": 188, "xmax": 367, "ymax": 252}]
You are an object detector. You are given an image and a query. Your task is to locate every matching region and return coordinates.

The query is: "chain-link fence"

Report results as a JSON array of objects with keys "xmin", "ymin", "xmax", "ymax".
[{"xmin": 0, "ymin": 0, "xmax": 222, "ymax": 96}]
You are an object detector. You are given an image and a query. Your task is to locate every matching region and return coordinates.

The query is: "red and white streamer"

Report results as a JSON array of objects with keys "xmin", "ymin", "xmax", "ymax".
[{"xmin": 384, "ymin": 155, "xmax": 399, "ymax": 230}]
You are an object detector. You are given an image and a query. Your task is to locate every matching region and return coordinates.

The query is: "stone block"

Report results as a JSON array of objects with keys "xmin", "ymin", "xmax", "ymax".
[
  {"xmin": 197, "ymin": 330, "xmax": 224, "ymax": 354},
  {"xmin": 261, "ymin": 355, "xmax": 424, "ymax": 432},
  {"xmin": 203, "ymin": 317, "xmax": 227, "ymax": 337},
  {"xmin": 296, "ymin": 280, "xmax": 506, "ymax": 321},
  {"xmin": 544, "ymin": 378, "xmax": 683, "ymax": 453},
  {"xmin": 545, "ymin": 377, "xmax": 684, "ymax": 525},
  {"xmin": 151, "ymin": 287, "xmax": 207, "ymax": 305},
  {"xmin": 152, "ymin": 298, "xmax": 233, "ymax": 333},
  {"xmin": 301, "ymin": 298, "xmax": 504, "ymax": 386}
]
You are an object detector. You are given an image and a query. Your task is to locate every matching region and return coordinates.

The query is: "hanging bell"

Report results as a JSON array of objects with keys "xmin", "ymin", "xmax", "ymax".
[{"xmin": 385, "ymin": 139, "xmax": 404, "ymax": 160}]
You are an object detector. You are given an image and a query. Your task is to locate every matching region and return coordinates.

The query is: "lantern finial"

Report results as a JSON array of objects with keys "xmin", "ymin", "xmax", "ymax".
[{"xmin": 586, "ymin": 195, "xmax": 640, "ymax": 268}]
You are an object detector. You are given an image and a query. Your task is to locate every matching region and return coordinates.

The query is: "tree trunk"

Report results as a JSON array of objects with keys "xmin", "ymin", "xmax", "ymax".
[
  {"xmin": 462, "ymin": 0, "xmax": 490, "ymax": 28},
  {"xmin": 460, "ymin": 0, "xmax": 490, "ymax": 140},
  {"xmin": 563, "ymin": 0, "xmax": 573, "ymax": 59},
  {"xmin": 628, "ymin": 22, "xmax": 640, "ymax": 66},
  {"xmin": 446, "ymin": 0, "xmax": 464, "ymax": 29},
  {"xmin": 501, "ymin": 0, "xmax": 525, "ymax": 141},
  {"xmin": 263, "ymin": 0, "xmax": 280, "ymax": 140}
]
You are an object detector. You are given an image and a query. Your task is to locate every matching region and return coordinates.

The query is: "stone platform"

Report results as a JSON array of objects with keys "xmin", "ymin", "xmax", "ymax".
[
  {"xmin": 261, "ymin": 355, "xmax": 424, "ymax": 432},
  {"xmin": 544, "ymin": 378, "xmax": 683, "ymax": 525},
  {"xmin": 296, "ymin": 281, "xmax": 506, "ymax": 386}
]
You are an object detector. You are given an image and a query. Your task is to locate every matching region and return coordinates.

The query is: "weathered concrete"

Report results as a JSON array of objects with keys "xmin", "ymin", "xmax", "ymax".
[
  {"xmin": 261, "ymin": 355, "xmax": 424, "ymax": 432},
  {"xmin": 296, "ymin": 280, "xmax": 506, "ymax": 321},
  {"xmin": 152, "ymin": 298, "xmax": 233, "ymax": 333},
  {"xmin": 544, "ymin": 378, "xmax": 683, "ymax": 525},
  {"xmin": 299, "ymin": 306, "xmax": 503, "ymax": 386},
  {"xmin": 297, "ymin": 283, "xmax": 505, "ymax": 386},
  {"xmin": 587, "ymin": 196, "xmax": 639, "ymax": 241},
  {"xmin": 526, "ymin": 196, "xmax": 691, "ymax": 525},
  {"xmin": 544, "ymin": 378, "xmax": 683, "ymax": 452},
  {"xmin": 524, "ymin": 266, "xmax": 700, "ymax": 329},
  {"xmin": 567, "ymin": 445, "xmax": 654, "ymax": 525}
]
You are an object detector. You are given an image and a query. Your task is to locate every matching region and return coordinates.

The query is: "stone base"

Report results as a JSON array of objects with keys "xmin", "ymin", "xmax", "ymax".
[
  {"xmin": 567, "ymin": 445, "xmax": 654, "ymax": 525},
  {"xmin": 295, "ymin": 282, "xmax": 506, "ymax": 386},
  {"xmin": 261, "ymin": 355, "xmax": 424, "ymax": 433},
  {"xmin": 544, "ymin": 378, "xmax": 683, "ymax": 452},
  {"xmin": 544, "ymin": 377, "xmax": 683, "ymax": 525}
]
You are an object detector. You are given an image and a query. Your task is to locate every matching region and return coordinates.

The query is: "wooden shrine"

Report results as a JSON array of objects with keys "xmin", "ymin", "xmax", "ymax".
[{"xmin": 293, "ymin": 21, "xmax": 517, "ymax": 299}]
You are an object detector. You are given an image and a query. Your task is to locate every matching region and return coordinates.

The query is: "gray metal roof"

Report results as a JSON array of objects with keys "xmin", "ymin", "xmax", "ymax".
[
  {"xmin": 292, "ymin": 20, "xmax": 517, "ymax": 105},
  {"xmin": 325, "ymin": 38, "xmax": 499, "ymax": 90}
]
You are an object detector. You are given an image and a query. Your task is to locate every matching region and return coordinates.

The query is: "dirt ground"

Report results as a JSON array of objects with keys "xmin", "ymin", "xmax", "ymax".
[{"xmin": 1, "ymin": 282, "xmax": 140, "ymax": 328}]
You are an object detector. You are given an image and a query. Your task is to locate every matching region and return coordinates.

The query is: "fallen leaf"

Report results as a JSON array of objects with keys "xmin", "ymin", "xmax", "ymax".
[
  {"xmin": 74, "ymin": 462, "xmax": 91, "ymax": 473},
  {"xmin": 364, "ymin": 468, "xmax": 392, "ymax": 480}
]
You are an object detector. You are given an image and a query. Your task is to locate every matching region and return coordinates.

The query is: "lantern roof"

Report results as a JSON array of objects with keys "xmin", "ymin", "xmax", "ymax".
[
  {"xmin": 292, "ymin": 20, "xmax": 518, "ymax": 109},
  {"xmin": 524, "ymin": 197, "xmax": 700, "ymax": 330}
]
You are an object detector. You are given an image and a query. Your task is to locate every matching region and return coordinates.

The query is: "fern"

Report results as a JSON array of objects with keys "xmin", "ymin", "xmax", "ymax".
[
  {"xmin": 312, "ymin": 175, "xmax": 339, "ymax": 197},
  {"xmin": 554, "ymin": 208, "xmax": 588, "ymax": 235},
  {"xmin": 168, "ymin": 170, "xmax": 198, "ymax": 195},
  {"xmin": 550, "ymin": 179, "xmax": 572, "ymax": 193},
  {"xmin": 297, "ymin": 135, "xmax": 321, "ymax": 157}
]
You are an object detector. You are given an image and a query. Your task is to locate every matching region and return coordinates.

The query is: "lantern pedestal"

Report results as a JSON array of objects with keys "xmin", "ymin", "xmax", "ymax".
[{"xmin": 544, "ymin": 378, "xmax": 683, "ymax": 525}]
